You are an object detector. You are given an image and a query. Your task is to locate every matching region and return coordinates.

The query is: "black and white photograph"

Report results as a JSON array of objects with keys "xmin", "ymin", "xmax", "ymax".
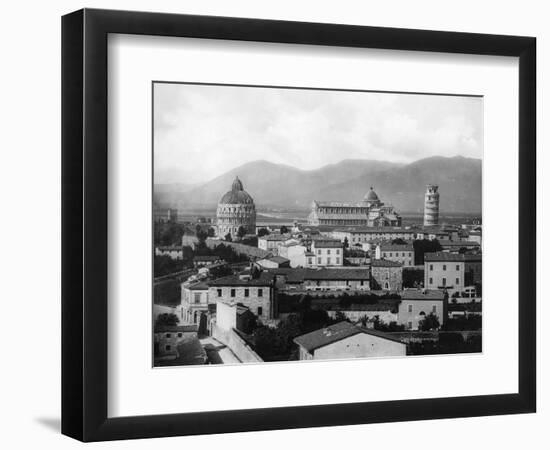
[{"xmin": 152, "ymin": 82, "xmax": 483, "ymax": 366}]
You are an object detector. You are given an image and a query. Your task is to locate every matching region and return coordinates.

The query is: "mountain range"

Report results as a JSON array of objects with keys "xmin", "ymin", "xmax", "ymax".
[{"xmin": 154, "ymin": 156, "xmax": 481, "ymax": 214}]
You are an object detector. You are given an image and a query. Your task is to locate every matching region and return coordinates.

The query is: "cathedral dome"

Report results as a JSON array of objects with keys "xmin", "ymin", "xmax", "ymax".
[
  {"xmin": 219, "ymin": 177, "xmax": 254, "ymax": 204},
  {"xmin": 364, "ymin": 187, "xmax": 379, "ymax": 202}
]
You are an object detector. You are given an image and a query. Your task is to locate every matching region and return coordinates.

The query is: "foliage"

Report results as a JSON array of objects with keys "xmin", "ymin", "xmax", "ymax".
[
  {"xmin": 402, "ymin": 267, "xmax": 424, "ymax": 288},
  {"xmin": 207, "ymin": 227, "xmax": 216, "ymax": 237},
  {"xmin": 418, "ymin": 312, "xmax": 441, "ymax": 331},
  {"xmin": 237, "ymin": 226, "xmax": 247, "ymax": 239},
  {"xmin": 343, "ymin": 237, "xmax": 349, "ymax": 249},
  {"xmin": 154, "ymin": 255, "xmax": 185, "ymax": 277},
  {"xmin": 154, "ymin": 222, "xmax": 187, "ymax": 246},
  {"xmin": 280, "ymin": 225, "xmax": 289, "ymax": 234},
  {"xmin": 392, "ymin": 238, "xmax": 407, "ymax": 245},
  {"xmin": 442, "ymin": 315, "xmax": 482, "ymax": 331},
  {"xmin": 155, "ymin": 313, "xmax": 179, "ymax": 327},
  {"xmin": 224, "ymin": 233, "xmax": 232, "ymax": 242},
  {"xmin": 413, "ymin": 239, "xmax": 443, "ymax": 265},
  {"xmin": 257, "ymin": 228, "xmax": 270, "ymax": 237},
  {"xmin": 372, "ymin": 316, "xmax": 405, "ymax": 332}
]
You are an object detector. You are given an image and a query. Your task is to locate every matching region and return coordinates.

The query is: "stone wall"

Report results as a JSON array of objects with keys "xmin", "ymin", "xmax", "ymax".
[
  {"xmin": 212, "ymin": 324, "xmax": 263, "ymax": 363},
  {"xmin": 371, "ymin": 266, "xmax": 402, "ymax": 291}
]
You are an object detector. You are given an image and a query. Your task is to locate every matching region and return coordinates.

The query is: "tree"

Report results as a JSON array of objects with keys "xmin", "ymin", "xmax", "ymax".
[
  {"xmin": 413, "ymin": 239, "xmax": 443, "ymax": 265},
  {"xmin": 280, "ymin": 225, "xmax": 289, "ymax": 234},
  {"xmin": 257, "ymin": 228, "xmax": 270, "ymax": 237},
  {"xmin": 155, "ymin": 313, "xmax": 179, "ymax": 328},
  {"xmin": 334, "ymin": 311, "xmax": 349, "ymax": 322},
  {"xmin": 207, "ymin": 227, "xmax": 216, "ymax": 237},
  {"xmin": 343, "ymin": 237, "xmax": 349, "ymax": 249},
  {"xmin": 237, "ymin": 226, "xmax": 247, "ymax": 239},
  {"xmin": 418, "ymin": 312, "xmax": 440, "ymax": 331},
  {"xmin": 224, "ymin": 233, "xmax": 232, "ymax": 242},
  {"xmin": 392, "ymin": 238, "xmax": 407, "ymax": 245}
]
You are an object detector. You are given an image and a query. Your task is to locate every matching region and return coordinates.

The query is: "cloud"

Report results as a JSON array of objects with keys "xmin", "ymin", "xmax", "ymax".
[{"xmin": 154, "ymin": 83, "xmax": 482, "ymax": 184}]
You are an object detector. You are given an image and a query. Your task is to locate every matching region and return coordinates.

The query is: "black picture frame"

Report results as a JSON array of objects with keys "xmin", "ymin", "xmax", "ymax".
[{"xmin": 62, "ymin": 8, "xmax": 536, "ymax": 442}]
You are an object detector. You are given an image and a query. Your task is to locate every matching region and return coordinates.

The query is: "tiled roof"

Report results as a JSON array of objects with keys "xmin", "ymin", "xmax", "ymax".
[
  {"xmin": 424, "ymin": 252, "xmax": 482, "ymax": 262},
  {"xmin": 293, "ymin": 321, "xmax": 403, "ymax": 352},
  {"xmin": 401, "ymin": 289, "xmax": 445, "ymax": 300},
  {"xmin": 154, "ymin": 324, "xmax": 198, "ymax": 333},
  {"xmin": 267, "ymin": 256, "xmax": 290, "ymax": 264},
  {"xmin": 438, "ymin": 240, "xmax": 480, "ymax": 247},
  {"xmin": 379, "ymin": 243, "xmax": 414, "ymax": 251},
  {"xmin": 371, "ymin": 259, "xmax": 402, "ymax": 268},
  {"xmin": 208, "ymin": 273, "xmax": 274, "ymax": 287},
  {"xmin": 259, "ymin": 234, "xmax": 291, "ymax": 241},
  {"xmin": 333, "ymin": 227, "xmax": 415, "ymax": 234},
  {"xmin": 266, "ymin": 267, "xmax": 370, "ymax": 282},
  {"xmin": 312, "ymin": 240, "xmax": 343, "ymax": 248},
  {"xmin": 156, "ymin": 246, "xmax": 182, "ymax": 251},
  {"xmin": 187, "ymin": 281, "xmax": 209, "ymax": 291},
  {"xmin": 194, "ymin": 255, "xmax": 222, "ymax": 261}
]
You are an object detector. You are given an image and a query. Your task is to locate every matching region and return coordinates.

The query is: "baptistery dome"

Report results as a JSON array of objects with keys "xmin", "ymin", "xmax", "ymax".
[{"xmin": 216, "ymin": 176, "xmax": 256, "ymax": 239}]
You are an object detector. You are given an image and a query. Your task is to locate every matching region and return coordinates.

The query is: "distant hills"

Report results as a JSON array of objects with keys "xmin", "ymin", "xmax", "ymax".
[{"xmin": 154, "ymin": 156, "xmax": 481, "ymax": 214}]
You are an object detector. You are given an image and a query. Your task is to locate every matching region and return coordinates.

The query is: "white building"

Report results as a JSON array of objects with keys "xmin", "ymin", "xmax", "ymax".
[
  {"xmin": 375, "ymin": 243, "xmax": 415, "ymax": 266},
  {"xmin": 311, "ymin": 239, "xmax": 343, "ymax": 267},
  {"xmin": 294, "ymin": 321, "xmax": 406, "ymax": 360}
]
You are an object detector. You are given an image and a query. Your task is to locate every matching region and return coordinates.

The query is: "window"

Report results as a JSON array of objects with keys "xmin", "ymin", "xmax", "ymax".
[
  {"xmin": 432, "ymin": 305, "xmax": 437, "ymax": 313},
  {"xmin": 402, "ymin": 252, "xmax": 405, "ymax": 257},
  {"xmin": 327, "ymin": 257, "xmax": 331, "ymax": 265},
  {"xmin": 217, "ymin": 289, "xmax": 222, "ymax": 297},
  {"xmin": 336, "ymin": 257, "xmax": 340, "ymax": 265},
  {"xmin": 230, "ymin": 288, "xmax": 236, "ymax": 297},
  {"xmin": 257, "ymin": 307, "xmax": 263, "ymax": 316},
  {"xmin": 456, "ymin": 264, "xmax": 460, "ymax": 271},
  {"xmin": 194, "ymin": 293, "xmax": 201, "ymax": 304},
  {"xmin": 336, "ymin": 249, "xmax": 340, "ymax": 255},
  {"xmin": 429, "ymin": 264, "xmax": 433, "ymax": 271},
  {"xmin": 308, "ymin": 257, "xmax": 312, "ymax": 265},
  {"xmin": 407, "ymin": 321, "xmax": 413, "ymax": 330},
  {"xmin": 456, "ymin": 278, "xmax": 460, "ymax": 285},
  {"xmin": 443, "ymin": 264, "xmax": 447, "ymax": 271},
  {"xmin": 258, "ymin": 289, "xmax": 263, "ymax": 297},
  {"xmin": 317, "ymin": 249, "xmax": 321, "ymax": 255},
  {"xmin": 165, "ymin": 333, "xmax": 171, "ymax": 338},
  {"xmin": 389, "ymin": 252, "xmax": 393, "ymax": 257},
  {"xmin": 177, "ymin": 333, "xmax": 182, "ymax": 338},
  {"xmin": 408, "ymin": 304, "xmax": 413, "ymax": 313},
  {"xmin": 244, "ymin": 288, "xmax": 249, "ymax": 297},
  {"xmin": 165, "ymin": 345, "xmax": 171, "ymax": 351},
  {"xmin": 317, "ymin": 257, "xmax": 321, "ymax": 264},
  {"xmin": 442, "ymin": 278, "xmax": 447, "ymax": 286},
  {"xmin": 409, "ymin": 261, "xmax": 412, "ymax": 266},
  {"xmin": 327, "ymin": 249, "xmax": 331, "ymax": 255}
]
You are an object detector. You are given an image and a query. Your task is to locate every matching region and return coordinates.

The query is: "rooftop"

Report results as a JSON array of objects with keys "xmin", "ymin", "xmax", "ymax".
[
  {"xmin": 267, "ymin": 267, "xmax": 371, "ymax": 282},
  {"xmin": 401, "ymin": 290, "xmax": 445, "ymax": 300},
  {"xmin": 371, "ymin": 259, "xmax": 403, "ymax": 268},
  {"xmin": 209, "ymin": 273, "xmax": 274, "ymax": 287},
  {"xmin": 154, "ymin": 324, "xmax": 198, "ymax": 333},
  {"xmin": 259, "ymin": 234, "xmax": 291, "ymax": 241},
  {"xmin": 194, "ymin": 255, "xmax": 223, "ymax": 261},
  {"xmin": 312, "ymin": 240, "xmax": 343, "ymax": 248},
  {"xmin": 186, "ymin": 281, "xmax": 210, "ymax": 291},
  {"xmin": 333, "ymin": 227, "xmax": 414, "ymax": 234},
  {"xmin": 424, "ymin": 252, "xmax": 482, "ymax": 262},
  {"xmin": 438, "ymin": 240, "xmax": 480, "ymax": 247},
  {"xmin": 293, "ymin": 321, "xmax": 403, "ymax": 352},
  {"xmin": 379, "ymin": 243, "xmax": 414, "ymax": 251}
]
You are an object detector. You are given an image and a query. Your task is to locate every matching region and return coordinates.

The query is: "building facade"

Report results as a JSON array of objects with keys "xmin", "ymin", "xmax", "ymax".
[
  {"xmin": 331, "ymin": 227, "xmax": 417, "ymax": 246},
  {"xmin": 308, "ymin": 187, "xmax": 402, "ymax": 227},
  {"xmin": 208, "ymin": 274, "xmax": 276, "ymax": 321},
  {"xmin": 371, "ymin": 259, "xmax": 403, "ymax": 290},
  {"xmin": 424, "ymin": 252, "xmax": 482, "ymax": 295},
  {"xmin": 310, "ymin": 239, "xmax": 344, "ymax": 267},
  {"xmin": 423, "ymin": 184, "xmax": 440, "ymax": 226},
  {"xmin": 397, "ymin": 290, "xmax": 447, "ymax": 330},
  {"xmin": 180, "ymin": 281, "xmax": 211, "ymax": 325},
  {"xmin": 375, "ymin": 243, "xmax": 415, "ymax": 266},
  {"xmin": 294, "ymin": 322, "xmax": 406, "ymax": 360},
  {"xmin": 216, "ymin": 177, "xmax": 256, "ymax": 239}
]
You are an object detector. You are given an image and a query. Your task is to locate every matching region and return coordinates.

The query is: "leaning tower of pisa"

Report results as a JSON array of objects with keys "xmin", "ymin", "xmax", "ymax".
[{"xmin": 423, "ymin": 184, "xmax": 440, "ymax": 226}]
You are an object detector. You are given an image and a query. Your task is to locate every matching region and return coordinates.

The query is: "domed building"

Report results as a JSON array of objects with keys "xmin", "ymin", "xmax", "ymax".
[
  {"xmin": 308, "ymin": 186, "xmax": 401, "ymax": 227},
  {"xmin": 216, "ymin": 176, "xmax": 256, "ymax": 239}
]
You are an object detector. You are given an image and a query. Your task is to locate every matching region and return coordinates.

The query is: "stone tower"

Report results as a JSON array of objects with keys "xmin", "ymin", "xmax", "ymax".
[{"xmin": 423, "ymin": 184, "xmax": 440, "ymax": 226}]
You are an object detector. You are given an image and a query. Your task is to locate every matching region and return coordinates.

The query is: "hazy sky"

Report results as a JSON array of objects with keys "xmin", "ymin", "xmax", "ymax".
[{"xmin": 154, "ymin": 83, "xmax": 483, "ymax": 185}]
